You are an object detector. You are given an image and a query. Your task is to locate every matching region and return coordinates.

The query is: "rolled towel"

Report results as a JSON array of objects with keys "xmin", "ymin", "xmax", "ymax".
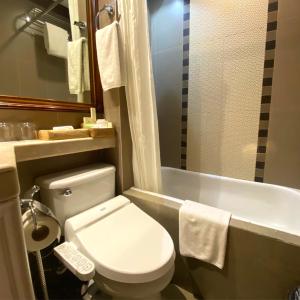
[
  {"xmin": 179, "ymin": 200, "xmax": 231, "ymax": 269},
  {"xmin": 96, "ymin": 21, "xmax": 125, "ymax": 91},
  {"xmin": 44, "ymin": 22, "xmax": 68, "ymax": 59}
]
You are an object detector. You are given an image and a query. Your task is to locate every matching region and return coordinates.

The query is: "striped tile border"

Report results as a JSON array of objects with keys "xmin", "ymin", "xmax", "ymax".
[
  {"xmin": 181, "ymin": 0, "xmax": 190, "ymax": 170},
  {"xmin": 254, "ymin": 0, "xmax": 278, "ymax": 182}
]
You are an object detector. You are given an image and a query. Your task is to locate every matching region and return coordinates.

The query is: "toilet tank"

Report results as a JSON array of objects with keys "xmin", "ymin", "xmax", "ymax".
[{"xmin": 35, "ymin": 164, "xmax": 115, "ymax": 227}]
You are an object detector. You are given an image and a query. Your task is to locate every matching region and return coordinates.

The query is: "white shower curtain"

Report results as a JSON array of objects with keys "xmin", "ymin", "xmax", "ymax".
[{"xmin": 119, "ymin": 0, "xmax": 162, "ymax": 193}]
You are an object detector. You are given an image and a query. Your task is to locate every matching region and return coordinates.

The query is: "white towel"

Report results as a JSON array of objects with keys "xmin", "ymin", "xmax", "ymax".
[
  {"xmin": 96, "ymin": 21, "xmax": 125, "ymax": 91},
  {"xmin": 67, "ymin": 37, "xmax": 90, "ymax": 94},
  {"xmin": 179, "ymin": 200, "xmax": 231, "ymax": 269},
  {"xmin": 44, "ymin": 22, "xmax": 68, "ymax": 59}
]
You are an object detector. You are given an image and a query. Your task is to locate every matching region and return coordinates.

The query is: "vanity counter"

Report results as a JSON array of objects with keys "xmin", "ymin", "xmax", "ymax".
[{"xmin": 0, "ymin": 136, "xmax": 116, "ymax": 163}]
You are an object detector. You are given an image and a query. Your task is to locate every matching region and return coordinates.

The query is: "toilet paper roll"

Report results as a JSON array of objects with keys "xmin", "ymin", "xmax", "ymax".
[{"xmin": 22, "ymin": 210, "xmax": 61, "ymax": 252}]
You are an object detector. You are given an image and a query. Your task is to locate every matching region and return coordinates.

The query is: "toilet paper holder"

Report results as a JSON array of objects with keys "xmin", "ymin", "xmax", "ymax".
[{"xmin": 21, "ymin": 185, "xmax": 61, "ymax": 244}]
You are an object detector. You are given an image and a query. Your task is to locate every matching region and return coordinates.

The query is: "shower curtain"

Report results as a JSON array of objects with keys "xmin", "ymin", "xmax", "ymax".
[{"xmin": 119, "ymin": 0, "xmax": 162, "ymax": 193}]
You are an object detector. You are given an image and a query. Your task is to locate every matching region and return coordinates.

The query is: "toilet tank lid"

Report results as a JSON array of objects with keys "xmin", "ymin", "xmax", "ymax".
[{"xmin": 35, "ymin": 163, "xmax": 115, "ymax": 190}]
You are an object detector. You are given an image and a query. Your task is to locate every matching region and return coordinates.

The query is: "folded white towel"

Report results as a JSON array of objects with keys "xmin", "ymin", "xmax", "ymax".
[
  {"xmin": 68, "ymin": 37, "xmax": 89, "ymax": 94},
  {"xmin": 96, "ymin": 21, "xmax": 125, "ymax": 91},
  {"xmin": 44, "ymin": 22, "xmax": 68, "ymax": 59},
  {"xmin": 179, "ymin": 200, "xmax": 231, "ymax": 269}
]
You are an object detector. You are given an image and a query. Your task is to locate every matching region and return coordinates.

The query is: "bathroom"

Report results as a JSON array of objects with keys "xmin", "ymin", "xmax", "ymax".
[{"xmin": 0, "ymin": 0, "xmax": 300, "ymax": 299}]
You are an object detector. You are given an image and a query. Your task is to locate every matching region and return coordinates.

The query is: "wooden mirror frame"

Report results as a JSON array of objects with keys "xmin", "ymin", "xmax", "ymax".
[{"xmin": 0, "ymin": 0, "xmax": 103, "ymax": 113}]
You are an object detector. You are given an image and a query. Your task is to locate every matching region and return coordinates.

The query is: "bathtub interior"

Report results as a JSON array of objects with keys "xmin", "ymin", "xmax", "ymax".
[{"xmin": 161, "ymin": 167, "xmax": 300, "ymax": 235}]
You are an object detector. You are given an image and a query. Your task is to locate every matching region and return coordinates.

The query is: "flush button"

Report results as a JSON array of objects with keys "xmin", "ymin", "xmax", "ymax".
[{"xmin": 63, "ymin": 188, "xmax": 72, "ymax": 197}]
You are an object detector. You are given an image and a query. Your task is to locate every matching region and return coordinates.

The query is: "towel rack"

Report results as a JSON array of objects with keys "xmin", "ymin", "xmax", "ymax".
[
  {"xmin": 17, "ymin": 0, "xmax": 66, "ymax": 33},
  {"xmin": 95, "ymin": 1, "xmax": 120, "ymax": 30}
]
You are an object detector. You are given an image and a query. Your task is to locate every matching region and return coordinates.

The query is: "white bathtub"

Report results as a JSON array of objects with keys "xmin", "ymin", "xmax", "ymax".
[
  {"xmin": 124, "ymin": 167, "xmax": 300, "ymax": 298},
  {"xmin": 128, "ymin": 167, "xmax": 300, "ymax": 246}
]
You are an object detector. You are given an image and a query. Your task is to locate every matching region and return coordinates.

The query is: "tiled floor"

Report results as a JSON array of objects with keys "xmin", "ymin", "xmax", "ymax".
[{"xmin": 84, "ymin": 284, "xmax": 197, "ymax": 300}]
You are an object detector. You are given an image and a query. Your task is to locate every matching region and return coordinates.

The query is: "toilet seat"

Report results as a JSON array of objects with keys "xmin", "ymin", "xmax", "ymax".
[{"xmin": 65, "ymin": 196, "xmax": 175, "ymax": 284}]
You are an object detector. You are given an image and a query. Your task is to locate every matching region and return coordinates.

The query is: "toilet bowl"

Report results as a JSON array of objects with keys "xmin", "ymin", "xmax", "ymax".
[
  {"xmin": 36, "ymin": 164, "xmax": 175, "ymax": 299},
  {"xmin": 65, "ymin": 196, "xmax": 175, "ymax": 299}
]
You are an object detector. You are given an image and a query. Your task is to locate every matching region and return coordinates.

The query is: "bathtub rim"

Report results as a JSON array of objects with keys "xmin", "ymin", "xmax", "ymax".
[{"xmin": 124, "ymin": 187, "xmax": 300, "ymax": 248}]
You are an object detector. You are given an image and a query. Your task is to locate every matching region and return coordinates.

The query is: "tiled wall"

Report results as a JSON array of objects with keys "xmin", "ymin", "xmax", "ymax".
[
  {"xmin": 180, "ymin": 0, "xmax": 190, "ymax": 170},
  {"xmin": 263, "ymin": 0, "xmax": 300, "ymax": 189},
  {"xmin": 254, "ymin": 0, "xmax": 278, "ymax": 182},
  {"xmin": 186, "ymin": 0, "xmax": 268, "ymax": 180},
  {"xmin": 148, "ymin": 0, "xmax": 183, "ymax": 168}
]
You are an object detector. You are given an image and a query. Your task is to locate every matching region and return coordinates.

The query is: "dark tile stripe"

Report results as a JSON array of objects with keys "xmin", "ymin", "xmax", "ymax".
[
  {"xmin": 183, "ymin": 43, "xmax": 189, "ymax": 51},
  {"xmin": 183, "ymin": 28, "xmax": 190, "ymax": 36},
  {"xmin": 183, "ymin": 58, "xmax": 189, "ymax": 66},
  {"xmin": 181, "ymin": 2, "xmax": 190, "ymax": 170},
  {"xmin": 261, "ymin": 95, "xmax": 271, "ymax": 104},
  {"xmin": 259, "ymin": 129, "xmax": 268, "ymax": 138},
  {"xmin": 264, "ymin": 59, "xmax": 274, "ymax": 68},
  {"xmin": 266, "ymin": 40, "xmax": 276, "ymax": 50},
  {"xmin": 182, "ymin": 73, "xmax": 189, "ymax": 80},
  {"xmin": 257, "ymin": 146, "xmax": 267, "ymax": 153},
  {"xmin": 184, "ymin": 13, "xmax": 190, "ymax": 21},
  {"xmin": 256, "ymin": 161, "xmax": 265, "ymax": 169},
  {"xmin": 255, "ymin": 177, "xmax": 264, "ymax": 183},
  {"xmin": 268, "ymin": 1, "xmax": 278, "ymax": 12},
  {"xmin": 267, "ymin": 21, "xmax": 277, "ymax": 31},
  {"xmin": 260, "ymin": 113, "xmax": 270, "ymax": 121},
  {"xmin": 263, "ymin": 77, "xmax": 273, "ymax": 86}
]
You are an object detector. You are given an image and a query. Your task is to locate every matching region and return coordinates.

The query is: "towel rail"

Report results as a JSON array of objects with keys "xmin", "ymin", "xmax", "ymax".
[
  {"xmin": 96, "ymin": 2, "xmax": 120, "ymax": 30},
  {"xmin": 17, "ymin": 0, "xmax": 66, "ymax": 33}
]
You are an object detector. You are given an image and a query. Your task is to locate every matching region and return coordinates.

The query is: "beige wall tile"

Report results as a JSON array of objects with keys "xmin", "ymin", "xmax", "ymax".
[
  {"xmin": 264, "ymin": 10, "xmax": 300, "ymax": 189},
  {"xmin": 187, "ymin": 0, "xmax": 267, "ymax": 180}
]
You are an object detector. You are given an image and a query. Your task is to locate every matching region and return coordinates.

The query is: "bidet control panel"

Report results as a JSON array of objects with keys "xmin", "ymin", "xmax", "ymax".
[{"xmin": 54, "ymin": 242, "xmax": 95, "ymax": 281}]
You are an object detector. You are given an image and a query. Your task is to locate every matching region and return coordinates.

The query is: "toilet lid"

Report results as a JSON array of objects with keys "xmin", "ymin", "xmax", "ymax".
[{"xmin": 75, "ymin": 203, "xmax": 175, "ymax": 283}]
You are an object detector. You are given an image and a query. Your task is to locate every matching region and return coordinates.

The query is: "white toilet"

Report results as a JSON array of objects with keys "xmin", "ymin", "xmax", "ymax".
[{"xmin": 36, "ymin": 164, "xmax": 175, "ymax": 299}]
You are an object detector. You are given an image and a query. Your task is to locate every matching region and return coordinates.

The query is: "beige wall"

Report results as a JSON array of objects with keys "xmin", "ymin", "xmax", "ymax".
[
  {"xmin": 187, "ymin": 0, "xmax": 268, "ymax": 180},
  {"xmin": 264, "ymin": 0, "xmax": 300, "ymax": 189}
]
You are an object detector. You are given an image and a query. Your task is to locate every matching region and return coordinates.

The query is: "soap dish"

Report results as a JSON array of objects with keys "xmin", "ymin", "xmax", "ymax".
[{"xmin": 38, "ymin": 129, "xmax": 89, "ymax": 140}]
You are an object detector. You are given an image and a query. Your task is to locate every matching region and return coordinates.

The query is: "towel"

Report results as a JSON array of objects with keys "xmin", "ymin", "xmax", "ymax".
[
  {"xmin": 96, "ymin": 21, "xmax": 125, "ymax": 91},
  {"xmin": 179, "ymin": 200, "xmax": 231, "ymax": 269},
  {"xmin": 67, "ymin": 37, "xmax": 90, "ymax": 94},
  {"xmin": 44, "ymin": 22, "xmax": 68, "ymax": 59}
]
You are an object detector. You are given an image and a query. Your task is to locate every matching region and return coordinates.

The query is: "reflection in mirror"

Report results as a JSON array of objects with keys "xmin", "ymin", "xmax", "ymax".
[
  {"xmin": 0, "ymin": 0, "xmax": 91, "ymax": 104},
  {"xmin": 148, "ymin": 0, "xmax": 300, "ymax": 190}
]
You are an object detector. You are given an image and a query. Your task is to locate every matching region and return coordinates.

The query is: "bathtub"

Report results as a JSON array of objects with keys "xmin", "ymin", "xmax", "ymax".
[{"xmin": 124, "ymin": 167, "xmax": 300, "ymax": 299}]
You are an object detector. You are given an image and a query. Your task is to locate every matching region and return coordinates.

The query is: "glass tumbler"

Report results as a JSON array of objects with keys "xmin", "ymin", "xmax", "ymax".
[
  {"xmin": 0, "ymin": 122, "xmax": 14, "ymax": 141},
  {"xmin": 17, "ymin": 122, "xmax": 37, "ymax": 140}
]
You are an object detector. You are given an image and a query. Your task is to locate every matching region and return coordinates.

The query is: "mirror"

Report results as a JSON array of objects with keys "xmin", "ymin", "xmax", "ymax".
[
  {"xmin": 0, "ymin": 0, "xmax": 100, "ymax": 110},
  {"xmin": 148, "ymin": 0, "xmax": 300, "ymax": 190}
]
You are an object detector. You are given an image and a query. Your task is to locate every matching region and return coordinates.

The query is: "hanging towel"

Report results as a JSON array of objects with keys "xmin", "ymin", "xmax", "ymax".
[
  {"xmin": 96, "ymin": 21, "xmax": 125, "ymax": 91},
  {"xmin": 179, "ymin": 200, "xmax": 231, "ymax": 269},
  {"xmin": 44, "ymin": 22, "xmax": 68, "ymax": 59},
  {"xmin": 68, "ymin": 37, "xmax": 90, "ymax": 94}
]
